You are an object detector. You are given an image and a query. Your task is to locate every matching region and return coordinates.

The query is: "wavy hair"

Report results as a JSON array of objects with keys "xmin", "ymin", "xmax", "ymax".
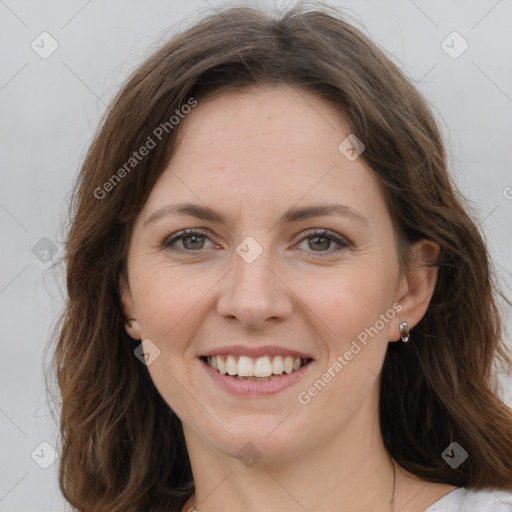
[{"xmin": 47, "ymin": 2, "xmax": 512, "ymax": 511}]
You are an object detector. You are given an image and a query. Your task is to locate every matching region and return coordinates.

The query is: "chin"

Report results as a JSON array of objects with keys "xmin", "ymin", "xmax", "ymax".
[{"xmin": 193, "ymin": 417, "xmax": 311, "ymax": 464}]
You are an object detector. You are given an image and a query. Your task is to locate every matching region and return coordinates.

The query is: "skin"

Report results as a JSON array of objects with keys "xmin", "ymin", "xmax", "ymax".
[{"xmin": 120, "ymin": 85, "xmax": 455, "ymax": 511}]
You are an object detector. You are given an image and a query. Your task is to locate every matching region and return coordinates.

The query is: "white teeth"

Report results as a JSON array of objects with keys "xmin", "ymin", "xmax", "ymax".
[
  {"xmin": 217, "ymin": 356, "xmax": 227, "ymax": 374},
  {"xmin": 253, "ymin": 356, "xmax": 272, "ymax": 377},
  {"xmin": 238, "ymin": 356, "xmax": 254, "ymax": 377},
  {"xmin": 206, "ymin": 354, "xmax": 309, "ymax": 378},
  {"xmin": 226, "ymin": 355, "xmax": 237, "ymax": 375},
  {"xmin": 271, "ymin": 355, "xmax": 284, "ymax": 374}
]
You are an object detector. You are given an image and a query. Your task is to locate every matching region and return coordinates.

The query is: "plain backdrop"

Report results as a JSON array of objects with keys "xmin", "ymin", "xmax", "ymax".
[{"xmin": 1, "ymin": 0, "xmax": 511, "ymax": 510}]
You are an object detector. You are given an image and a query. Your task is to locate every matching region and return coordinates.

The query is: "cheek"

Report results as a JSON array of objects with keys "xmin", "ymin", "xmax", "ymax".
[
  {"xmin": 297, "ymin": 260, "xmax": 398, "ymax": 342},
  {"xmin": 291, "ymin": 264, "xmax": 398, "ymax": 413},
  {"xmin": 131, "ymin": 260, "xmax": 211, "ymax": 346}
]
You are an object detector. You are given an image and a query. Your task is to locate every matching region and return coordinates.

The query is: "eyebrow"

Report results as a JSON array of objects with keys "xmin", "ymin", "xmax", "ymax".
[{"xmin": 143, "ymin": 201, "xmax": 368, "ymax": 227}]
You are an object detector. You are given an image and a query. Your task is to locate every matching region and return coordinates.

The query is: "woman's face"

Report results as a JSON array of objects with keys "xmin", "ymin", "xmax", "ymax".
[{"xmin": 121, "ymin": 85, "xmax": 429, "ymax": 464}]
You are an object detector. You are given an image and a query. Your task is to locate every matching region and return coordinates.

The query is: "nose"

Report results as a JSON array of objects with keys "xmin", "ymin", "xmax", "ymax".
[{"xmin": 216, "ymin": 243, "xmax": 293, "ymax": 329}]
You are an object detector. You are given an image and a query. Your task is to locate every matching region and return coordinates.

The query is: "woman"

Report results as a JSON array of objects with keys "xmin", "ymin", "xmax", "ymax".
[{"xmin": 50, "ymin": 2, "xmax": 512, "ymax": 511}]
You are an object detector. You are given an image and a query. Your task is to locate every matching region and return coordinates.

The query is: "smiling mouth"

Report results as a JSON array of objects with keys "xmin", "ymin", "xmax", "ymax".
[{"xmin": 201, "ymin": 355, "xmax": 313, "ymax": 380}]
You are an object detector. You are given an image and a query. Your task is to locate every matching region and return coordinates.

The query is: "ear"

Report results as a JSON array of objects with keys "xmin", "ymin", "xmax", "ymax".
[
  {"xmin": 119, "ymin": 274, "xmax": 142, "ymax": 340},
  {"xmin": 389, "ymin": 239, "xmax": 440, "ymax": 342}
]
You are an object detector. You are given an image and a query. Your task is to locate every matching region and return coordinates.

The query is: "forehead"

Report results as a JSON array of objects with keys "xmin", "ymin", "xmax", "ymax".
[
  {"xmin": 142, "ymin": 85, "xmax": 388, "ymax": 227},
  {"xmin": 176, "ymin": 85, "xmax": 349, "ymax": 157}
]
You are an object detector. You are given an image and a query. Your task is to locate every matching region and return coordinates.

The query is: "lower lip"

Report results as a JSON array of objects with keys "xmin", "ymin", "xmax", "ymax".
[{"xmin": 200, "ymin": 359, "xmax": 313, "ymax": 397}]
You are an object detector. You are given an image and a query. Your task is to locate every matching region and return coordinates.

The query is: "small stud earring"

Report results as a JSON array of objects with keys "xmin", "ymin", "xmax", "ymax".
[{"xmin": 399, "ymin": 321, "xmax": 409, "ymax": 343}]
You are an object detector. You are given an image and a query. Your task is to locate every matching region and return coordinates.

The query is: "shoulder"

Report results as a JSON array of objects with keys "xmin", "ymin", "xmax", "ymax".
[{"xmin": 425, "ymin": 487, "xmax": 512, "ymax": 511}]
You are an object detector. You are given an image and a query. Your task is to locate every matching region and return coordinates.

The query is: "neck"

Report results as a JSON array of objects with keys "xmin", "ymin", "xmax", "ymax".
[{"xmin": 181, "ymin": 388, "xmax": 398, "ymax": 512}]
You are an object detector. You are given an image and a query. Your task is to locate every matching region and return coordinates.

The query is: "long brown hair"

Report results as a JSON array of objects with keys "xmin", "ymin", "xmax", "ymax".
[{"xmin": 47, "ymin": 2, "xmax": 512, "ymax": 510}]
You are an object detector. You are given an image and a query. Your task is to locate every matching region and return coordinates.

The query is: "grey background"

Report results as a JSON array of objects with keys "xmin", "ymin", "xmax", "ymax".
[{"xmin": 1, "ymin": 0, "xmax": 511, "ymax": 510}]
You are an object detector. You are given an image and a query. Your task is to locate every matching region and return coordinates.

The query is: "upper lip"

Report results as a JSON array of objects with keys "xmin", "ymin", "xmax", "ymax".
[{"xmin": 201, "ymin": 344, "xmax": 314, "ymax": 360}]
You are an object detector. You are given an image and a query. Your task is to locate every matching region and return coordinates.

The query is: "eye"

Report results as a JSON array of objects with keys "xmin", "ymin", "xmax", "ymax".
[
  {"xmin": 162, "ymin": 229, "xmax": 216, "ymax": 252},
  {"xmin": 161, "ymin": 228, "xmax": 350, "ymax": 255},
  {"xmin": 294, "ymin": 229, "xmax": 350, "ymax": 256}
]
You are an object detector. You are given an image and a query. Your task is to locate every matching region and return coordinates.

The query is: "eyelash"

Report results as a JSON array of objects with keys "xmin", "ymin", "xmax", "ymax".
[{"xmin": 161, "ymin": 228, "xmax": 351, "ymax": 257}]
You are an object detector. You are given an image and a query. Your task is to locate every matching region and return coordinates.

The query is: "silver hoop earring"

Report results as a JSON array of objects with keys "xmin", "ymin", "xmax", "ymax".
[{"xmin": 399, "ymin": 321, "xmax": 409, "ymax": 343}]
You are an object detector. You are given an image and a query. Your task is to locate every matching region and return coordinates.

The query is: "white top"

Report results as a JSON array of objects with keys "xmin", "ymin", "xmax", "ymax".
[{"xmin": 424, "ymin": 487, "xmax": 512, "ymax": 511}]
